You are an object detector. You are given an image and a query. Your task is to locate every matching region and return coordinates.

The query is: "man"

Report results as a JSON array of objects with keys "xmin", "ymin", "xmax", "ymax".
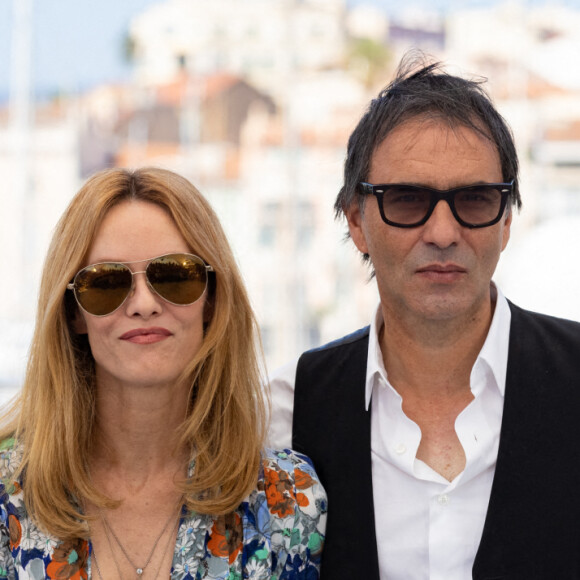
[{"xmin": 269, "ymin": 57, "xmax": 580, "ymax": 579}]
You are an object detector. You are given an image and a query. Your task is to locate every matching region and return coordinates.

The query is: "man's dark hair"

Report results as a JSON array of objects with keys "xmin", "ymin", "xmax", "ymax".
[{"xmin": 335, "ymin": 53, "xmax": 521, "ymax": 217}]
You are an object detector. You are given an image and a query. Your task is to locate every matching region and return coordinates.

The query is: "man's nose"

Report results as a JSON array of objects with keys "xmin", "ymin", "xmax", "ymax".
[{"xmin": 421, "ymin": 200, "xmax": 462, "ymax": 248}]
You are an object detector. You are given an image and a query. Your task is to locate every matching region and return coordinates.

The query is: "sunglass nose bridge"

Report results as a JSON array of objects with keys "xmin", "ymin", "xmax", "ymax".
[
  {"xmin": 423, "ymin": 196, "xmax": 461, "ymax": 226},
  {"xmin": 123, "ymin": 271, "xmax": 167, "ymax": 315},
  {"xmin": 130, "ymin": 268, "xmax": 159, "ymax": 300},
  {"xmin": 128, "ymin": 268, "xmax": 149, "ymax": 285}
]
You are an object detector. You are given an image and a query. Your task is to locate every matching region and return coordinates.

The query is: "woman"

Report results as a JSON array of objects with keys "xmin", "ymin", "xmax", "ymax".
[{"xmin": 0, "ymin": 167, "xmax": 326, "ymax": 579}]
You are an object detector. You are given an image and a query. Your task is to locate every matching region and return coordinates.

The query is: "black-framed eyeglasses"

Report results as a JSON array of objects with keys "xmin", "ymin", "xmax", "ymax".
[{"xmin": 358, "ymin": 180, "xmax": 514, "ymax": 228}]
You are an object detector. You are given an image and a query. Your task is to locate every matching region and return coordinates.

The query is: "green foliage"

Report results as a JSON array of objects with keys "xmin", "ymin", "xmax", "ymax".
[{"xmin": 347, "ymin": 37, "xmax": 391, "ymax": 89}]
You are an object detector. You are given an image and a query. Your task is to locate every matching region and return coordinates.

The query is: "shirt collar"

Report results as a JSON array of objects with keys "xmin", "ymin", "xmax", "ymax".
[{"xmin": 364, "ymin": 284, "xmax": 512, "ymax": 410}]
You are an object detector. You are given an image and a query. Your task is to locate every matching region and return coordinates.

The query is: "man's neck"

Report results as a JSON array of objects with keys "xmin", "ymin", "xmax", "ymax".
[{"xmin": 380, "ymin": 295, "xmax": 495, "ymax": 398}]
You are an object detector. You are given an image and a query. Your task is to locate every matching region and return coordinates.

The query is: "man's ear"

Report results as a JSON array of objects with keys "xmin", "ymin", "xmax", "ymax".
[
  {"xmin": 501, "ymin": 208, "xmax": 512, "ymax": 252},
  {"xmin": 344, "ymin": 202, "xmax": 370, "ymax": 255}
]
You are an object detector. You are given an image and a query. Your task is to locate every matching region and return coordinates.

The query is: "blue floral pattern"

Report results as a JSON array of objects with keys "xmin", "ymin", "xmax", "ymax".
[{"xmin": 0, "ymin": 439, "xmax": 326, "ymax": 579}]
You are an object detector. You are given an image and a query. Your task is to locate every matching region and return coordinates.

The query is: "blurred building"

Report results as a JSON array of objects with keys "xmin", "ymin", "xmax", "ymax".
[{"xmin": 128, "ymin": 0, "xmax": 348, "ymax": 104}]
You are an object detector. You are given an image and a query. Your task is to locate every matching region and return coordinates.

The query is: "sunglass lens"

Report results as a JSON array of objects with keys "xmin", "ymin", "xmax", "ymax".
[
  {"xmin": 147, "ymin": 254, "xmax": 208, "ymax": 306},
  {"xmin": 383, "ymin": 186, "xmax": 431, "ymax": 225},
  {"xmin": 454, "ymin": 186, "xmax": 502, "ymax": 225},
  {"xmin": 75, "ymin": 263, "xmax": 133, "ymax": 316}
]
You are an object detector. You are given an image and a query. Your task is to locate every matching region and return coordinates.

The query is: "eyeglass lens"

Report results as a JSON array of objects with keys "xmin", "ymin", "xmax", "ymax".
[
  {"xmin": 73, "ymin": 254, "xmax": 209, "ymax": 316},
  {"xmin": 382, "ymin": 184, "xmax": 504, "ymax": 226}
]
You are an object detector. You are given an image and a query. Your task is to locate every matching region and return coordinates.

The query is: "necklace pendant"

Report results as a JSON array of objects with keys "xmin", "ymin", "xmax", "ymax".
[{"xmin": 136, "ymin": 569, "xmax": 143, "ymax": 575}]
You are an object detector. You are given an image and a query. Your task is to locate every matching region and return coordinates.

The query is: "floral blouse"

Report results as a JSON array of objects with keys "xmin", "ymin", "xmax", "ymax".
[{"xmin": 0, "ymin": 439, "xmax": 327, "ymax": 579}]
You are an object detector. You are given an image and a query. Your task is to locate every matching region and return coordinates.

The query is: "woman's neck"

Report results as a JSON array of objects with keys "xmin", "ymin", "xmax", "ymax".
[{"xmin": 90, "ymin": 377, "xmax": 192, "ymax": 484}]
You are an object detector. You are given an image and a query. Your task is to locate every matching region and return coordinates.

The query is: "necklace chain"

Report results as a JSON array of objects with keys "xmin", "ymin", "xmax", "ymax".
[
  {"xmin": 98, "ymin": 498, "xmax": 183, "ymax": 578},
  {"xmin": 92, "ymin": 519, "xmax": 179, "ymax": 580},
  {"xmin": 92, "ymin": 548, "xmax": 104, "ymax": 580},
  {"xmin": 93, "ymin": 515, "xmax": 181, "ymax": 580},
  {"xmin": 147, "ymin": 514, "xmax": 181, "ymax": 579}
]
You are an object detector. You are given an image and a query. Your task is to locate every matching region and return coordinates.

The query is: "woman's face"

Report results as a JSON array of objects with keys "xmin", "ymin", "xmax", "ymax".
[{"xmin": 74, "ymin": 200, "xmax": 207, "ymax": 391}]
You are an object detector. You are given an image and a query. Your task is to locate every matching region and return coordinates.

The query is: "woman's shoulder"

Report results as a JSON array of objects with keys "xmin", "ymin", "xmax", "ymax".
[
  {"xmin": 257, "ymin": 447, "xmax": 327, "ymax": 520},
  {"xmin": 0, "ymin": 437, "xmax": 22, "ymax": 484},
  {"xmin": 262, "ymin": 448, "xmax": 320, "ymax": 485},
  {"xmin": 0, "ymin": 438, "xmax": 24, "ymax": 516},
  {"xmin": 191, "ymin": 449, "xmax": 326, "ymax": 579}
]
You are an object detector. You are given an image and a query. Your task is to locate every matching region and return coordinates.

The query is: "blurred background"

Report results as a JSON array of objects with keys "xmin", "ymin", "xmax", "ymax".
[{"xmin": 1, "ymin": 0, "xmax": 580, "ymax": 399}]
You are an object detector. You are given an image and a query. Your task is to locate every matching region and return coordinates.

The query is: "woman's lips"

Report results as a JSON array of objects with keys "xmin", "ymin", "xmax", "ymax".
[{"xmin": 119, "ymin": 327, "xmax": 172, "ymax": 344}]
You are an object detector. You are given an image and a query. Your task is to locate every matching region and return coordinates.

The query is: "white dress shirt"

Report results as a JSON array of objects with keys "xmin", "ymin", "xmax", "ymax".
[{"xmin": 268, "ymin": 287, "xmax": 511, "ymax": 580}]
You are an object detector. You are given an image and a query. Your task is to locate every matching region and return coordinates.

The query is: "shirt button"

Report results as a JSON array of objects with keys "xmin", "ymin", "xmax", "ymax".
[
  {"xmin": 394, "ymin": 443, "xmax": 406, "ymax": 455},
  {"xmin": 438, "ymin": 494, "xmax": 450, "ymax": 506}
]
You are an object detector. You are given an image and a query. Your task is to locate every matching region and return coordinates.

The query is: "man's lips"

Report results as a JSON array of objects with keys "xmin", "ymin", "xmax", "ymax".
[
  {"xmin": 416, "ymin": 263, "xmax": 467, "ymax": 282},
  {"xmin": 119, "ymin": 327, "xmax": 172, "ymax": 344},
  {"xmin": 416, "ymin": 263, "xmax": 466, "ymax": 273}
]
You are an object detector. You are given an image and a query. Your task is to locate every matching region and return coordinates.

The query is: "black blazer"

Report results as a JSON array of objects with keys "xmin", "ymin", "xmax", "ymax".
[{"xmin": 292, "ymin": 303, "xmax": 580, "ymax": 579}]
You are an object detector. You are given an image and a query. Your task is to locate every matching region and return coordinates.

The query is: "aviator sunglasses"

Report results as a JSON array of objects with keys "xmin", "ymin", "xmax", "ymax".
[
  {"xmin": 358, "ymin": 180, "xmax": 514, "ymax": 228},
  {"xmin": 67, "ymin": 253, "xmax": 214, "ymax": 317}
]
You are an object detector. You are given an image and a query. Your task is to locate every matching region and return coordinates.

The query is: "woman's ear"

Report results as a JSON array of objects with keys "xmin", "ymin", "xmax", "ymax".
[
  {"xmin": 203, "ymin": 296, "xmax": 214, "ymax": 328},
  {"xmin": 71, "ymin": 308, "xmax": 88, "ymax": 335},
  {"xmin": 203, "ymin": 273, "xmax": 216, "ymax": 328}
]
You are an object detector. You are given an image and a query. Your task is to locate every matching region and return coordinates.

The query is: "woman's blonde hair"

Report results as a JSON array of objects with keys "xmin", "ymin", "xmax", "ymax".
[{"xmin": 0, "ymin": 167, "xmax": 266, "ymax": 539}]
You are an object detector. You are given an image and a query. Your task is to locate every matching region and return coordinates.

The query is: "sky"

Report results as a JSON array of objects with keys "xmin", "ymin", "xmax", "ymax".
[
  {"xmin": 0, "ymin": 0, "xmax": 161, "ymax": 99},
  {"xmin": 0, "ymin": 0, "xmax": 516, "ymax": 100}
]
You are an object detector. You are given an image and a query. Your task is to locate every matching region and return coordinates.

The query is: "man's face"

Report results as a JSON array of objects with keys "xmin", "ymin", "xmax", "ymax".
[{"xmin": 345, "ymin": 117, "xmax": 512, "ymax": 324}]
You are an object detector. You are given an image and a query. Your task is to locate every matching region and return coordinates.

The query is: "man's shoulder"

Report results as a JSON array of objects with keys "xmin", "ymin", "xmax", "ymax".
[
  {"xmin": 508, "ymin": 301, "xmax": 580, "ymax": 338},
  {"xmin": 300, "ymin": 326, "xmax": 370, "ymax": 358},
  {"xmin": 507, "ymin": 301, "xmax": 580, "ymax": 372},
  {"xmin": 294, "ymin": 327, "xmax": 370, "ymax": 408}
]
